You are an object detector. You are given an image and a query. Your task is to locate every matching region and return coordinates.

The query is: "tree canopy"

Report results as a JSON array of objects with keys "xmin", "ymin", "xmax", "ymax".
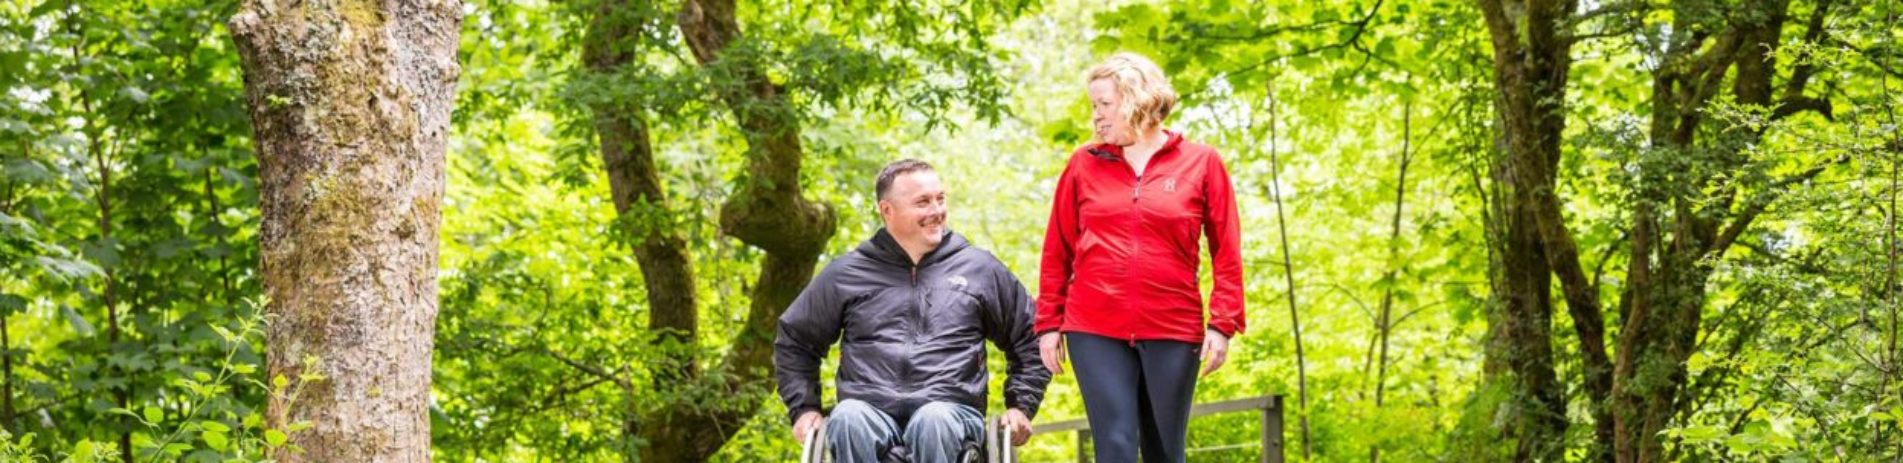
[{"xmin": 2, "ymin": 0, "xmax": 1899, "ymax": 461}]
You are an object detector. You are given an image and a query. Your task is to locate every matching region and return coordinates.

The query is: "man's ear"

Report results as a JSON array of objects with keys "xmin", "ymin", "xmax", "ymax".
[{"xmin": 875, "ymin": 199, "xmax": 891, "ymax": 219}]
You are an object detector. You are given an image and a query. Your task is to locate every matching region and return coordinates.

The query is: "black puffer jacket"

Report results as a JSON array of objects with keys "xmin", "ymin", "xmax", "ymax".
[{"xmin": 775, "ymin": 229, "xmax": 1051, "ymax": 425}]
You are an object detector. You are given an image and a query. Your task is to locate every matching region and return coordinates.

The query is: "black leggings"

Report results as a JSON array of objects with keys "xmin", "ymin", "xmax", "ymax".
[{"xmin": 1067, "ymin": 332, "xmax": 1200, "ymax": 463}]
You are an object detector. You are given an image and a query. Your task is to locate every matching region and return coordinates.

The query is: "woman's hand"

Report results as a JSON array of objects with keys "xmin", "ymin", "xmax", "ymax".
[
  {"xmin": 1199, "ymin": 330, "xmax": 1229, "ymax": 377},
  {"xmin": 1038, "ymin": 332, "xmax": 1066, "ymax": 375}
]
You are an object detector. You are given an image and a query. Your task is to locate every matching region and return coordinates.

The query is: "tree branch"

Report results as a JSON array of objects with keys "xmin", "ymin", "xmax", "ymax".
[
  {"xmin": 1532, "ymin": 185, "xmax": 1616, "ymax": 410},
  {"xmin": 1771, "ymin": 96, "xmax": 1833, "ymax": 121},
  {"xmin": 1830, "ymin": 38, "xmax": 1903, "ymax": 79},
  {"xmin": 1180, "ymin": 0, "xmax": 1378, "ymax": 43},
  {"xmin": 1781, "ymin": 0, "xmax": 1832, "ymax": 101},
  {"xmin": 1569, "ymin": 0, "xmax": 1657, "ymax": 25},
  {"xmin": 1709, "ymin": 153, "xmax": 1851, "ymax": 253},
  {"xmin": 540, "ymin": 347, "xmax": 629, "ymax": 389},
  {"xmin": 1590, "ymin": 229, "xmax": 1629, "ymax": 297},
  {"xmin": 1565, "ymin": 0, "xmax": 1655, "ymax": 43}
]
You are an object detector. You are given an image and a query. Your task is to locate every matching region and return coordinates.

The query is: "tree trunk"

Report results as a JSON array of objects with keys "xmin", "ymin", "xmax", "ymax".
[
  {"xmin": 229, "ymin": 0, "xmax": 462, "ymax": 459},
  {"xmin": 1, "ymin": 302, "xmax": 12, "ymax": 434},
  {"xmin": 2, "ymin": 184, "xmax": 15, "ymax": 435},
  {"xmin": 578, "ymin": 2, "xmax": 704, "ymax": 457},
  {"xmin": 1474, "ymin": 0, "xmax": 1578, "ymax": 460},
  {"xmin": 1611, "ymin": 1, "xmax": 1810, "ymax": 460},
  {"xmin": 580, "ymin": 0, "xmax": 838, "ymax": 460},
  {"xmin": 1369, "ymin": 98, "xmax": 1412, "ymax": 463},
  {"xmin": 1263, "ymin": 82, "xmax": 1313, "ymax": 460},
  {"xmin": 67, "ymin": 16, "xmax": 133, "ymax": 456},
  {"xmin": 581, "ymin": 0, "xmax": 701, "ymax": 391}
]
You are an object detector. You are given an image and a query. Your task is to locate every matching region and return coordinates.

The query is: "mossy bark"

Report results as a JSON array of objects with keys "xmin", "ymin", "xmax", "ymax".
[
  {"xmin": 1473, "ymin": 0, "xmax": 1578, "ymax": 460},
  {"xmin": 1613, "ymin": 1, "xmax": 1815, "ymax": 460},
  {"xmin": 229, "ymin": 0, "xmax": 462, "ymax": 460},
  {"xmin": 576, "ymin": 0, "xmax": 836, "ymax": 460}
]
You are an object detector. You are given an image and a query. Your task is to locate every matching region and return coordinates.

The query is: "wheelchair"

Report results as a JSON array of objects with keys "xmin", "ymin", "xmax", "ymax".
[{"xmin": 798, "ymin": 414, "xmax": 1019, "ymax": 463}]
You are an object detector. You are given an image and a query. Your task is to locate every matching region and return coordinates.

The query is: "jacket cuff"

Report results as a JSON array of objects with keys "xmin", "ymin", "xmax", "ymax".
[
  {"xmin": 1208, "ymin": 321, "xmax": 1241, "ymax": 338},
  {"xmin": 1006, "ymin": 397, "xmax": 1040, "ymax": 420}
]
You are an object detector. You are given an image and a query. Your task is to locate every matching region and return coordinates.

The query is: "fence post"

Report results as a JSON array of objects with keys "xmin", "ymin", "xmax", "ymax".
[
  {"xmin": 1076, "ymin": 429, "xmax": 1090, "ymax": 463},
  {"xmin": 1262, "ymin": 395, "xmax": 1284, "ymax": 463}
]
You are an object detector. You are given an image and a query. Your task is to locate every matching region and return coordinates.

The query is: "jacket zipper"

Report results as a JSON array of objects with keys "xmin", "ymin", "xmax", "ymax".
[
  {"xmin": 1128, "ymin": 165, "xmax": 1144, "ymax": 345},
  {"xmin": 1123, "ymin": 149, "xmax": 1160, "ymax": 346},
  {"xmin": 910, "ymin": 265, "xmax": 922, "ymax": 346}
]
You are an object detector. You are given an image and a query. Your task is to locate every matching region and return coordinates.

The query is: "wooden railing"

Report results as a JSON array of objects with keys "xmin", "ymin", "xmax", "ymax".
[{"xmin": 1030, "ymin": 395, "xmax": 1285, "ymax": 463}]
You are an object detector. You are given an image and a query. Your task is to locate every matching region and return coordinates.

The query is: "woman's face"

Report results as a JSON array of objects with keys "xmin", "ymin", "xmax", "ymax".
[{"xmin": 1088, "ymin": 78, "xmax": 1134, "ymax": 146}]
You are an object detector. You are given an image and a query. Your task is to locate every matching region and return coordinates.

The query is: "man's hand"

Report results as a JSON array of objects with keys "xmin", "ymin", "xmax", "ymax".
[
  {"xmin": 1001, "ymin": 408, "xmax": 1033, "ymax": 446},
  {"xmin": 793, "ymin": 411, "xmax": 825, "ymax": 445},
  {"xmin": 1199, "ymin": 329, "xmax": 1230, "ymax": 377},
  {"xmin": 1037, "ymin": 332, "xmax": 1066, "ymax": 375}
]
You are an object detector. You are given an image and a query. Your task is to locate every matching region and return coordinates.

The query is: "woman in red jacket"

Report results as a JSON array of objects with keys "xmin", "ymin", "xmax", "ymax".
[{"xmin": 1035, "ymin": 52, "xmax": 1246, "ymax": 463}]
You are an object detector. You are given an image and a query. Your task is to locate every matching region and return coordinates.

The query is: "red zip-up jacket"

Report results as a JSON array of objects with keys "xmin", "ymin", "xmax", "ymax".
[{"xmin": 1036, "ymin": 130, "xmax": 1246, "ymax": 344}]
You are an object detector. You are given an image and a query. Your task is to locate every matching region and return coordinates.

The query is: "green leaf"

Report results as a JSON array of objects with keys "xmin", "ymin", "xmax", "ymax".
[
  {"xmin": 202, "ymin": 430, "xmax": 229, "ymax": 452},
  {"xmin": 143, "ymin": 406, "xmax": 163, "ymax": 424},
  {"xmin": 0, "ymin": 294, "xmax": 25, "ymax": 316},
  {"xmin": 264, "ymin": 429, "xmax": 287, "ymax": 447},
  {"xmin": 37, "ymin": 256, "xmax": 103, "ymax": 280},
  {"xmin": 73, "ymin": 440, "xmax": 97, "ymax": 463},
  {"xmin": 1677, "ymin": 424, "xmax": 1726, "ymax": 444},
  {"xmin": 119, "ymin": 86, "xmax": 149, "ymax": 103},
  {"xmin": 62, "ymin": 304, "xmax": 95, "ymax": 337},
  {"xmin": 200, "ymin": 420, "xmax": 230, "ymax": 433},
  {"xmin": 80, "ymin": 240, "xmax": 121, "ymax": 269}
]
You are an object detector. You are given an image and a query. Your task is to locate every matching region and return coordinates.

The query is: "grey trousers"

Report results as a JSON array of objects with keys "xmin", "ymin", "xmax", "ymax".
[
  {"xmin": 1068, "ymin": 332, "xmax": 1201, "ymax": 463},
  {"xmin": 828, "ymin": 399, "xmax": 983, "ymax": 463}
]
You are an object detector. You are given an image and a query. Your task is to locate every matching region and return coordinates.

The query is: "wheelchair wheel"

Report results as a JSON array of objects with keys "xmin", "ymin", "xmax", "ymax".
[{"xmin": 799, "ymin": 421, "xmax": 831, "ymax": 463}]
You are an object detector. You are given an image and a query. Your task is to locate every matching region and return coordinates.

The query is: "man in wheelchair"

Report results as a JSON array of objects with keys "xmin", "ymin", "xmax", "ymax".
[{"xmin": 776, "ymin": 159, "xmax": 1051, "ymax": 463}]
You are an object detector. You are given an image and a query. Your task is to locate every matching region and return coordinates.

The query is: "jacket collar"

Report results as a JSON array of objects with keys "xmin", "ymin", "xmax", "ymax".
[
  {"xmin": 1086, "ymin": 129, "xmax": 1185, "ymax": 162},
  {"xmin": 860, "ymin": 227, "xmax": 967, "ymax": 268}
]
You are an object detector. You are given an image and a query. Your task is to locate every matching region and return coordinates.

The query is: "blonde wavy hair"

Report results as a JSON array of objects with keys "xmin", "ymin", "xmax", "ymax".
[{"xmin": 1088, "ymin": 52, "xmax": 1179, "ymax": 139}]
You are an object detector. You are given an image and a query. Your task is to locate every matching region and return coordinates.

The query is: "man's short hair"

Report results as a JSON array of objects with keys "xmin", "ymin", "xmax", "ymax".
[{"xmin": 875, "ymin": 159, "xmax": 935, "ymax": 200}]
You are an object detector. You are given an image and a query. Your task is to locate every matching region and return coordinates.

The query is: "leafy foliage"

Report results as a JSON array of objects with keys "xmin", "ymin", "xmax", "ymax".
[{"xmin": 3, "ymin": 0, "xmax": 1898, "ymax": 460}]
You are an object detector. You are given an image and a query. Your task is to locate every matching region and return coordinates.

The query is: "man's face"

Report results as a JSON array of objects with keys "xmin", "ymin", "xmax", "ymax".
[{"xmin": 879, "ymin": 170, "xmax": 947, "ymax": 250}]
